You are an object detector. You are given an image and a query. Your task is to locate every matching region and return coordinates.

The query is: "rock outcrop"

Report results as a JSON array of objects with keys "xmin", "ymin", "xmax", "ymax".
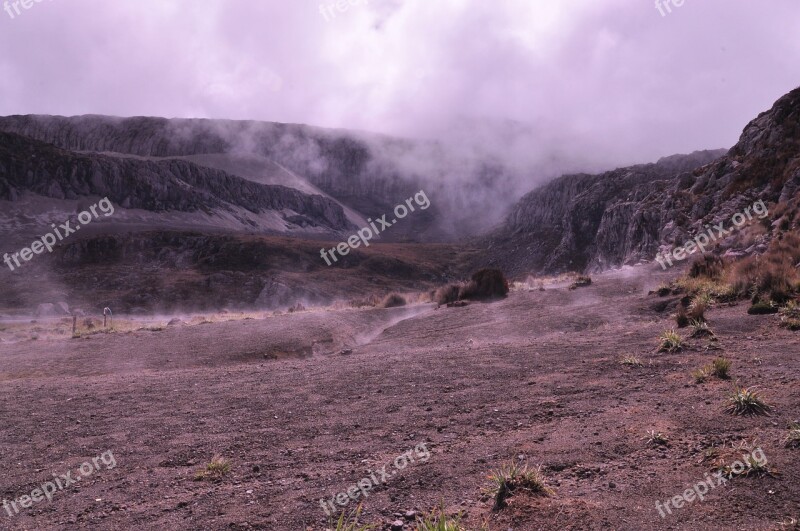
[
  {"xmin": 485, "ymin": 87, "xmax": 800, "ymax": 275},
  {"xmin": 0, "ymin": 132, "xmax": 355, "ymax": 234}
]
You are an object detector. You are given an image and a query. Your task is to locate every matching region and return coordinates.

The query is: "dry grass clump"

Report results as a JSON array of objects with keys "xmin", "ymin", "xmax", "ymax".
[
  {"xmin": 329, "ymin": 505, "xmax": 375, "ymax": 531},
  {"xmin": 348, "ymin": 294, "xmax": 381, "ymax": 308},
  {"xmin": 380, "ymin": 293, "xmax": 407, "ymax": 308},
  {"xmin": 779, "ymin": 301, "xmax": 800, "ymax": 330},
  {"xmin": 689, "ymin": 319, "xmax": 717, "ymax": 339},
  {"xmin": 435, "ymin": 284, "xmax": 462, "ymax": 306},
  {"xmin": 689, "ymin": 254, "xmax": 726, "ymax": 280},
  {"xmin": 435, "ymin": 269, "xmax": 510, "ymax": 306},
  {"xmin": 658, "ymin": 329, "xmax": 683, "ymax": 353},
  {"xmin": 620, "ymin": 356, "xmax": 643, "ymax": 367},
  {"xmin": 730, "ymin": 232, "xmax": 800, "ymax": 302},
  {"xmin": 462, "ymin": 269, "xmax": 510, "ymax": 300},
  {"xmin": 488, "ymin": 461, "xmax": 552, "ymax": 511},
  {"xmin": 194, "ymin": 455, "xmax": 231, "ymax": 481},
  {"xmin": 694, "ymin": 357, "xmax": 731, "ymax": 383},
  {"xmin": 569, "ymin": 275, "xmax": 592, "ymax": 290},
  {"xmin": 415, "ymin": 504, "xmax": 466, "ymax": 531},
  {"xmin": 785, "ymin": 423, "xmax": 800, "ymax": 448},
  {"xmin": 748, "ymin": 300, "xmax": 779, "ymax": 315}
]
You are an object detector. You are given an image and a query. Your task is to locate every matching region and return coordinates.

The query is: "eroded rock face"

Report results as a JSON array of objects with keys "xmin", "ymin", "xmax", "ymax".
[
  {"xmin": 0, "ymin": 115, "xmax": 523, "ymax": 241},
  {"xmin": 0, "ymin": 132, "xmax": 354, "ymax": 234},
  {"xmin": 487, "ymin": 87, "xmax": 800, "ymax": 275}
]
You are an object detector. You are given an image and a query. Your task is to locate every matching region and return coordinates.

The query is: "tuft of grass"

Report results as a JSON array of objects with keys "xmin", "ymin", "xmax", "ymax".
[
  {"xmin": 779, "ymin": 301, "xmax": 800, "ymax": 330},
  {"xmin": 194, "ymin": 455, "xmax": 231, "ymax": 481},
  {"xmin": 329, "ymin": 505, "xmax": 375, "ymax": 531},
  {"xmin": 711, "ymin": 357, "xmax": 731, "ymax": 379},
  {"xmin": 688, "ymin": 293, "xmax": 713, "ymax": 322},
  {"xmin": 726, "ymin": 386, "xmax": 772, "ymax": 416},
  {"xmin": 620, "ymin": 356, "xmax": 643, "ymax": 367},
  {"xmin": 488, "ymin": 461, "xmax": 552, "ymax": 511},
  {"xmin": 718, "ymin": 454, "xmax": 773, "ymax": 479},
  {"xmin": 569, "ymin": 275, "xmax": 592, "ymax": 290},
  {"xmin": 415, "ymin": 504, "xmax": 464, "ymax": 531},
  {"xmin": 689, "ymin": 319, "xmax": 717, "ymax": 340},
  {"xmin": 748, "ymin": 300, "xmax": 779, "ymax": 315},
  {"xmin": 692, "ymin": 367, "xmax": 710, "ymax": 383},
  {"xmin": 778, "ymin": 517, "xmax": 798, "ymax": 529},
  {"xmin": 658, "ymin": 329, "xmax": 683, "ymax": 353},
  {"xmin": 785, "ymin": 423, "xmax": 800, "ymax": 448},
  {"xmin": 645, "ymin": 430, "xmax": 669, "ymax": 446}
]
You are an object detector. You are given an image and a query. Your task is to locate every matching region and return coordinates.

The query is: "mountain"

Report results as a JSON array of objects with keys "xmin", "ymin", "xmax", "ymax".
[
  {"xmin": 0, "ymin": 114, "xmax": 528, "ymax": 242},
  {"xmin": 0, "ymin": 131, "xmax": 356, "ymax": 245},
  {"xmin": 483, "ymin": 87, "xmax": 800, "ymax": 275}
]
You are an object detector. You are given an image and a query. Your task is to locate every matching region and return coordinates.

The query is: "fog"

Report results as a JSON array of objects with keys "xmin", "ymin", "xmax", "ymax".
[{"xmin": 0, "ymin": 0, "xmax": 798, "ymax": 196}]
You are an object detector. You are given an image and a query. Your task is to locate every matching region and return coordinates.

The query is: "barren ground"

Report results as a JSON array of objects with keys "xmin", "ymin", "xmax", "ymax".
[{"xmin": 0, "ymin": 266, "xmax": 798, "ymax": 530}]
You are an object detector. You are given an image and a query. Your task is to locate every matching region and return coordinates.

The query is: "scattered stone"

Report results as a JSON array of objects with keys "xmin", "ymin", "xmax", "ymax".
[{"xmin": 391, "ymin": 520, "xmax": 405, "ymax": 531}]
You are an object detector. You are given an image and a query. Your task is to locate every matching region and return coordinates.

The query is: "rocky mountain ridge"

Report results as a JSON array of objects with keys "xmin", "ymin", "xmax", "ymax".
[
  {"xmin": 484, "ymin": 87, "xmax": 800, "ymax": 275},
  {"xmin": 0, "ymin": 131, "xmax": 355, "ymax": 237}
]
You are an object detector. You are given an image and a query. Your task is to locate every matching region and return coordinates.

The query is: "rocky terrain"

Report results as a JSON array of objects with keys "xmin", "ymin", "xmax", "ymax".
[
  {"xmin": 0, "ymin": 266, "xmax": 798, "ymax": 530},
  {"xmin": 486, "ymin": 87, "xmax": 800, "ymax": 276},
  {"xmin": 0, "ymin": 115, "xmax": 528, "ymax": 242}
]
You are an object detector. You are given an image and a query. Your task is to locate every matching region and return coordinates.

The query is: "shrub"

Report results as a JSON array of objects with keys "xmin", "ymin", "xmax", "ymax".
[
  {"xmin": 676, "ymin": 306, "xmax": 690, "ymax": 328},
  {"xmin": 688, "ymin": 293, "xmax": 713, "ymax": 322},
  {"xmin": 435, "ymin": 284, "xmax": 462, "ymax": 306},
  {"xmin": 689, "ymin": 254, "xmax": 725, "ymax": 280},
  {"xmin": 380, "ymin": 293, "xmax": 407, "ymax": 308},
  {"xmin": 462, "ymin": 269, "xmax": 510, "ymax": 300}
]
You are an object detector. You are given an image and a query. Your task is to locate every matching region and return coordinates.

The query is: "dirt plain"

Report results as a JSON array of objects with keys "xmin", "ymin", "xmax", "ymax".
[{"xmin": 0, "ymin": 265, "xmax": 798, "ymax": 531}]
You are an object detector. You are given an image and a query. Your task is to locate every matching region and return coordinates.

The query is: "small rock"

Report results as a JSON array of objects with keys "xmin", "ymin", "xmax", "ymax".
[{"xmin": 391, "ymin": 520, "xmax": 405, "ymax": 531}]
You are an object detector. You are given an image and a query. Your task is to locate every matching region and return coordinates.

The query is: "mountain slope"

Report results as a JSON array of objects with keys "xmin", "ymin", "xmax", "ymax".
[
  {"xmin": 0, "ymin": 132, "xmax": 356, "ymax": 241},
  {"xmin": 484, "ymin": 87, "xmax": 800, "ymax": 276},
  {"xmin": 0, "ymin": 114, "xmax": 526, "ymax": 241}
]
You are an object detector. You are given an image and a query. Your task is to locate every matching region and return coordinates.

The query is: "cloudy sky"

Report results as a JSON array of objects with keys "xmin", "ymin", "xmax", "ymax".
[{"xmin": 1, "ymin": 0, "xmax": 798, "ymax": 168}]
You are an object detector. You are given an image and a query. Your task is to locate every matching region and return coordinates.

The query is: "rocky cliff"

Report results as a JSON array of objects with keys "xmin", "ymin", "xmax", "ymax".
[
  {"xmin": 485, "ymin": 87, "xmax": 800, "ymax": 275},
  {"xmin": 0, "ymin": 115, "xmax": 523, "ymax": 241},
  {"xmin": 0, "ymin": 132, "xmax": 355, "ymax": 235}
]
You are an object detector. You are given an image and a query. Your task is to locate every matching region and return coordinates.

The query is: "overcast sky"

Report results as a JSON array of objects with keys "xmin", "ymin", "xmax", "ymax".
[{"xmin": 0, "ymin": 0, "xmax": 798, "ymax": 167}]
